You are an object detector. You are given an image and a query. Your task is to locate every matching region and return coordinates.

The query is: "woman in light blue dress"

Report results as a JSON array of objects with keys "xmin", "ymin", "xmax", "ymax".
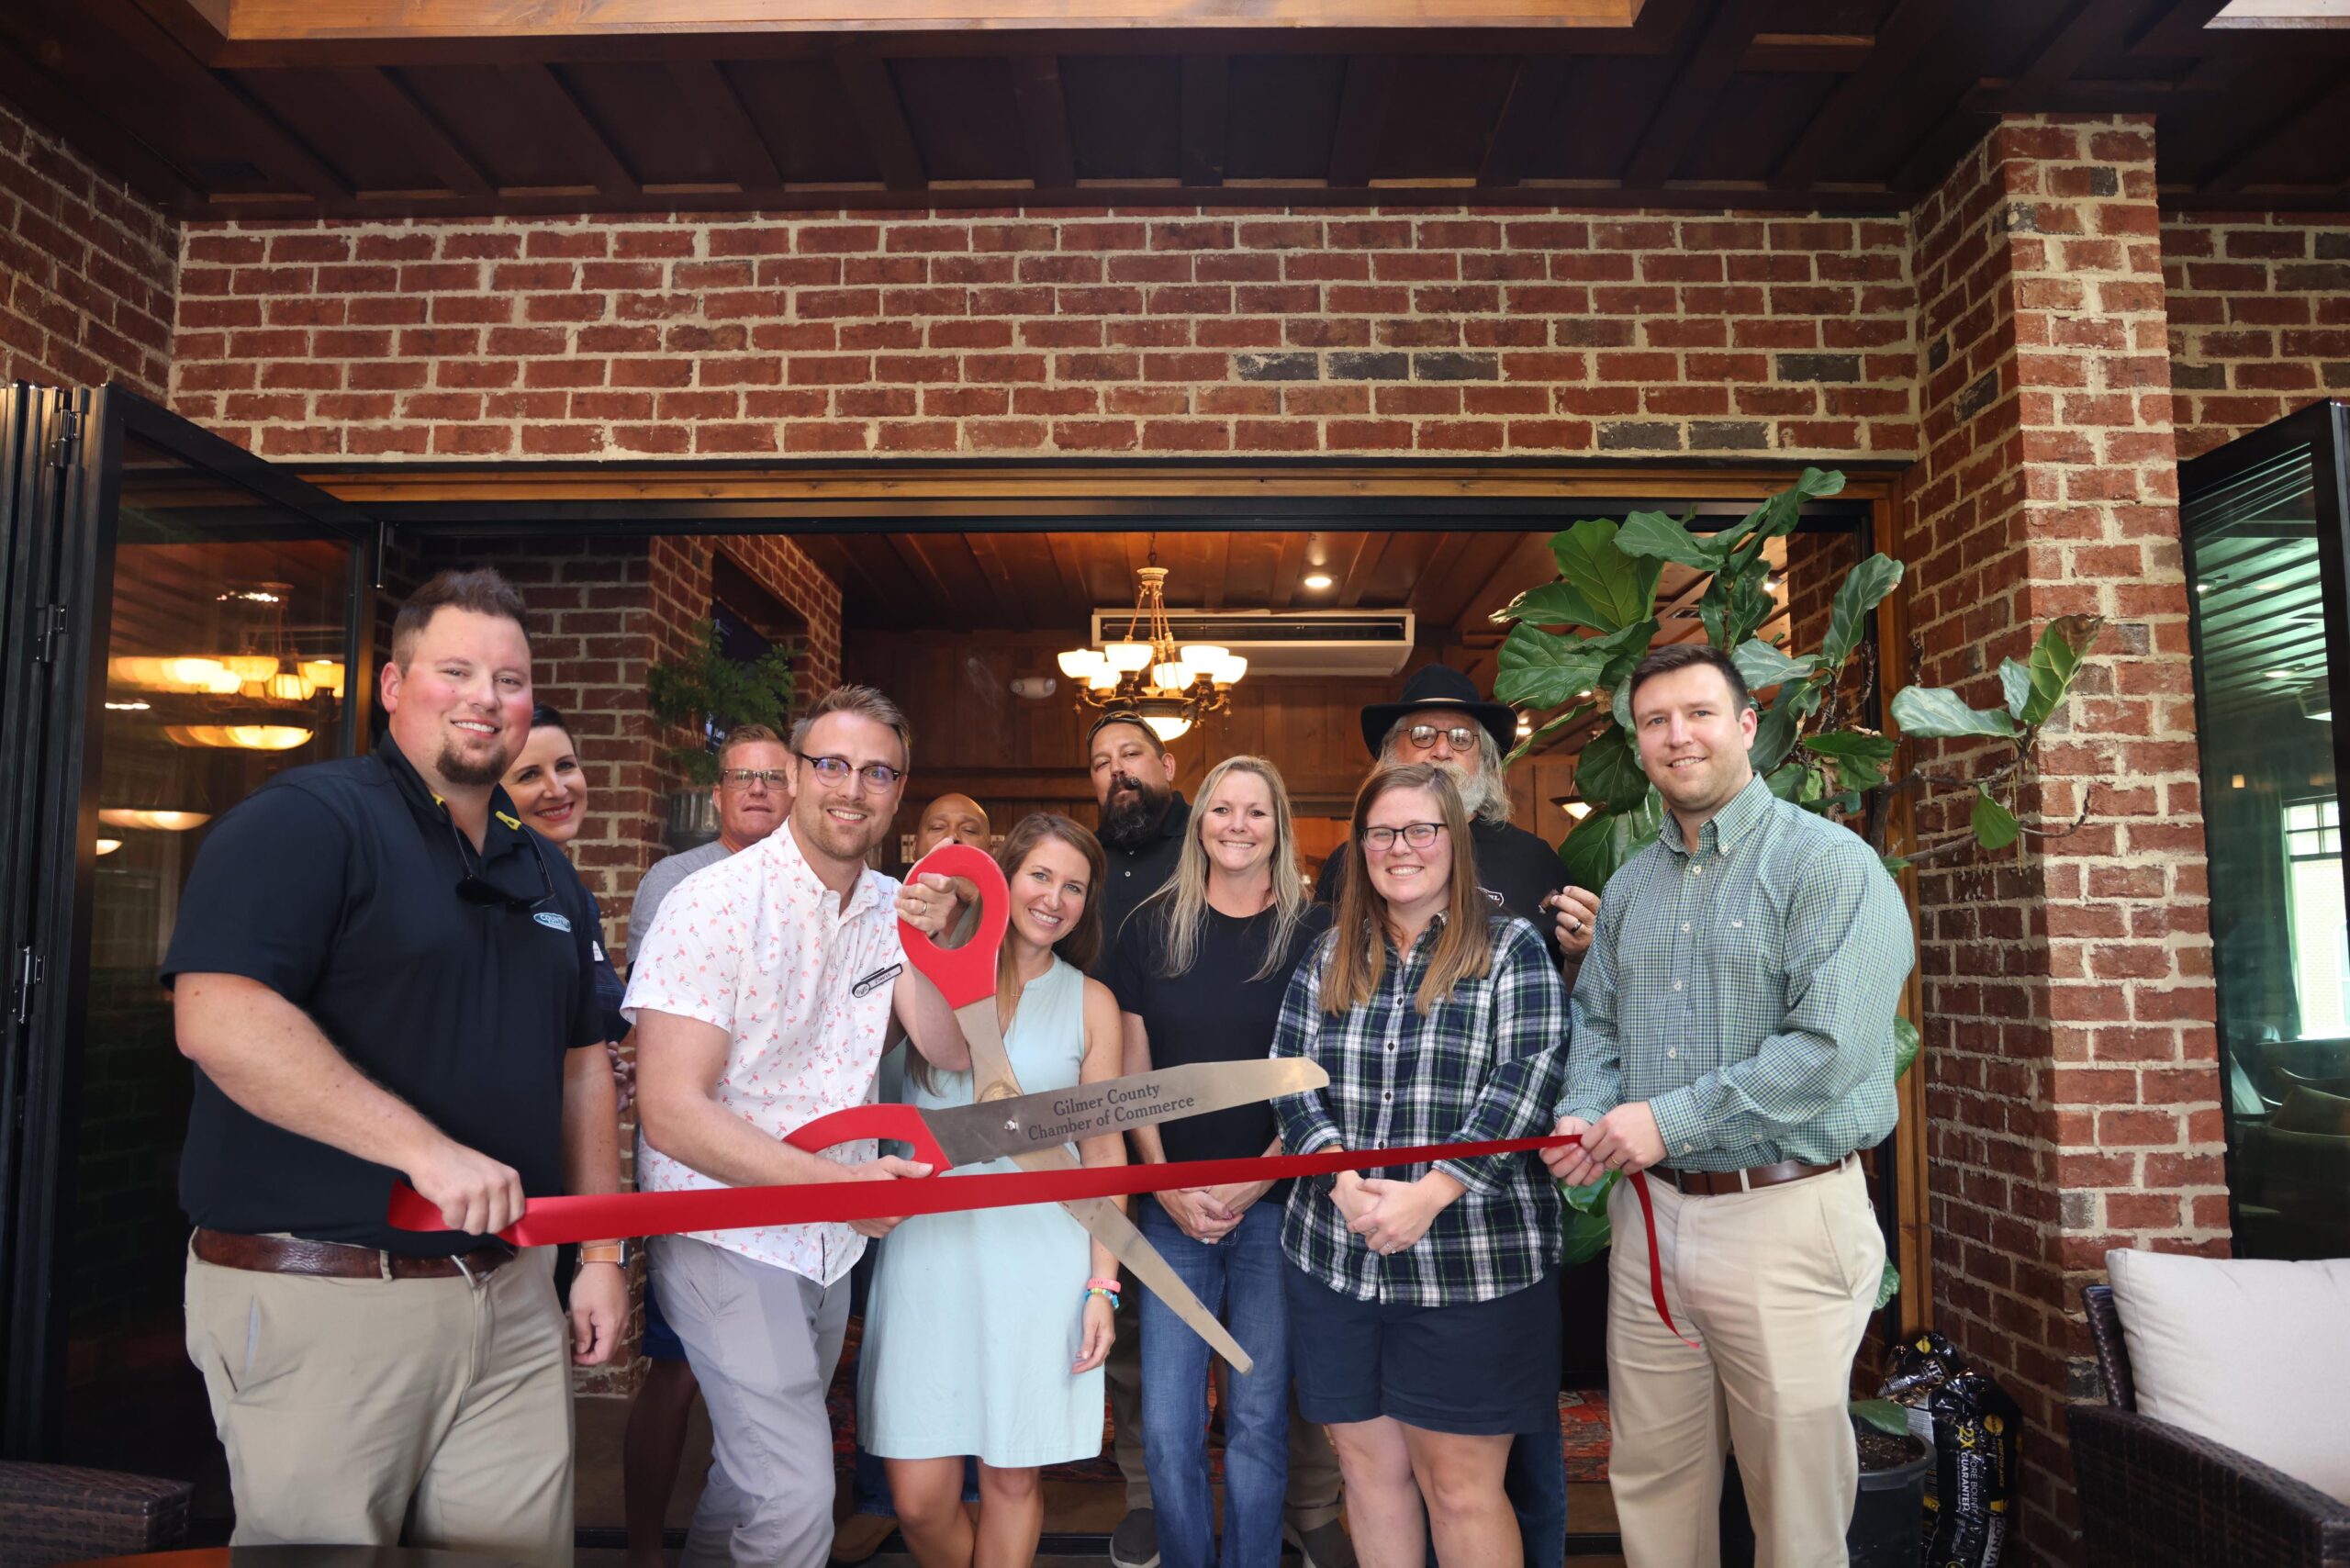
[{"xmin": 861, "ymin": 812, "xmax": 1127, "ymax": 1568}]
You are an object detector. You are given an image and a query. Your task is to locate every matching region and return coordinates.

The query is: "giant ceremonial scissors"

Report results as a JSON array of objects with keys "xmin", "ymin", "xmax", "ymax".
[{"xmin": 825, "ymin": 840, "xmax": 1303, "ymax": 1373}]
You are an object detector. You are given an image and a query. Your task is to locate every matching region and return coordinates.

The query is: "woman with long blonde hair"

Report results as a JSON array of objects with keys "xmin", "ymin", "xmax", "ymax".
[
  {"xmin": 1270, "ymin": 763, "xmax": 1568, "ymax": 1568},
  {"xmin": 1108, "ymin": 756, "xmax": 1334, "ymax": 1568}
]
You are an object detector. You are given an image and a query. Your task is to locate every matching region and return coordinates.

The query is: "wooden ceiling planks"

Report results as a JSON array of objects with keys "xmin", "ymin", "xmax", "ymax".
[{"xmin": 2, "ymin": 0, "xmax": 2340, "ymax": 214}]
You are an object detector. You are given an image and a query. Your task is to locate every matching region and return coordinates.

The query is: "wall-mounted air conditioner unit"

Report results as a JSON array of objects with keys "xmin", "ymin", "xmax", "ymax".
[{"xmin": 1085, "ymin": 609, "xmax": 1416, "ymax": 678}]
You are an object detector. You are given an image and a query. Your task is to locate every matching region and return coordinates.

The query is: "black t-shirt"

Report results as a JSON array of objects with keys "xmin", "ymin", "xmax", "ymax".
[
  {"xmin": 1107, "ymin": 897, "xmax": 1333, "ymax": 1168},
  {"xmin": 587, "ymin": 889, "xmax": 629, "ymax": 1045},
  {"xmin": 1315, "ymin": 816, "xmax": 1568, "ymax": 966},
  {"xmin": 1090, "ymin": 792, "xmax": 1192, "ymax": 979},
  {"xmin": 162, "ymin": 734, "xmax": 603, "ymax": 1254}
]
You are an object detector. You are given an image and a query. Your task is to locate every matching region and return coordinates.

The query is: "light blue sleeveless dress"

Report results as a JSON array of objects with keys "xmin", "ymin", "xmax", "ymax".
[{"xmin": 859, "ymin": 956, "xmax": 1105, "ymax": 1467}]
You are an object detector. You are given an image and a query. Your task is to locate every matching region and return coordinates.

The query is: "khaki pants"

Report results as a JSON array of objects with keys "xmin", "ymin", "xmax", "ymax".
[
  {"xmin": 1604, "ymin": 1159, "xmax": 1882, "ymax": 1568},
  {"xmin": 184, "ymin": 1240, "xmax": 574, "ymax": 1566}
]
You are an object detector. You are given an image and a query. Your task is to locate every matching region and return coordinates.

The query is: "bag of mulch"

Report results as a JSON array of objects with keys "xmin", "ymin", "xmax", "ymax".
[
  {"xmin": 1882, "ymin": 1329, "xmax": 1967, "ymax": 1449},
  {"xmin": 1922, "ymin": 1369, "xmax": 2022, "ymax": 1568}
]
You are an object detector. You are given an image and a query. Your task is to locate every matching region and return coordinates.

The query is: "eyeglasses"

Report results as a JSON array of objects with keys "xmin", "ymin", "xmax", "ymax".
[
  {"xmin": 798, "ymin": 752, "xmax": 906, "ymax": 790},
  {"xmin": 450, "ymin": 816, "xmax": 555, "ymax": 910},
  {"xmin": 1402, "ymin": 723, "xmax": 1480, "ymax": 754},
  {"xmin": 1363, "ymin": 822, "xmax": 1446, "ymax": 853},
  {"xmin": 718, "ymin": 767, "xmax": 789, "ymax": 790}
]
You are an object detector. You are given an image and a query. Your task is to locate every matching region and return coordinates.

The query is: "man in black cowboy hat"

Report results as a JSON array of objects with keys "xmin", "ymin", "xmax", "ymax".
[
  {"xmin": 1314, "ymin": 662, "xmax": 1598, "ymax": 1568},
  {"xmin": 1316, "ymin": 664, "xmax": 1600, "ymax": 978}
]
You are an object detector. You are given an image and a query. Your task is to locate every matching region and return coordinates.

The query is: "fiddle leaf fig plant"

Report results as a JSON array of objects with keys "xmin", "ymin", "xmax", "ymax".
[{"xmin": 645, "ymin": 618, "xmax": 796, "ymax": 788}]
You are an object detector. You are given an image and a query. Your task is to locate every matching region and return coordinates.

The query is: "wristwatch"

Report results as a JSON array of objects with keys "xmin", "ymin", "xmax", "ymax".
[{"xmin": 579, "ymin": 1241, "xmax": 629, "ymax": 1268}]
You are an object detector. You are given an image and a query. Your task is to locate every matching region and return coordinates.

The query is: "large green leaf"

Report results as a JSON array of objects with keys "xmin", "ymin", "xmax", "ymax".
[
  {"xmin": 1559, "ymin": 1204, "xmax": 1615, "ymax": 1267},
  {"xmin": 1716, "ymin": 466, "xmax": 1849, "ymax": 560},
  {"xmin": 1492, "ymin": 581, "xmax": 1586, "ymax": 628},
  {"xmin": 1803, "ymin": 729, "xmax": 1897, "ymax": 791},
  {"xmin": 1820, "ymin": 553, "xmax": 1904, "ymax": 670},
  {"xmin": 1596, "ymin": 618, "xmax": 1659, "ymax": 689},
  {"xmin": 1612, "ymin": 679, "xmax": 1636, "ymax": 733},
  {"xmin": 1892, "ymin": 1015, "xmax": 1921, "ymax": 1080},
  {"xmin": 1613, "ymin": 510, "xmax": 1724, "ymax": 570},
  {"xmin": 1561, "ymin": 1167, "xmax": 1617, "ymax": 1215},
  {"xmin": 1874, "ymin": 1263, "xmax": 1903, "ymax": 1315},
  {"xmin": 1575, "ymin": 723, "xmax": 1650, "ymax": 812},
  {"xmin": 2017, "ymin": 613, "xmax": 2105, "ymax": 727},
  {"xmin": 1503, "ymin": 704, "xmax": 1594, "ymax": 768},
  {"xmin": 1972, "ymin": 787, "xmax": 2021, "ymax": 851},
  {"xmin": 1853, "ymin": 1395, "xmax": 1908, "ymax": 1435},
  {"xmin": 1557, "ymin": 789, "xmax": 1662, "ymax": 891},
  {"xmin": 1734, "ymin": 638, "xmax": 1819, "ymax": 693},
  {"xmin": 1750, "ymin": 697, "xmax": 1802, "ymax": 773},
  {"xmin": 1494, "ymin": 624, "xmax": 1612, "ymax": 710},
  {"xmin": 1890, "ymin": 685, "xmax": 2016, "ymax": 741},
  {"xmin": 1998, "ymin": 657, "xmax": 2034, "ymax": 722},
  {"xmin": 1548, "ymin": 519, "xmax": 1664, "ymax": 634},
  {"xmin": 1763, "ymin": 760, "xmax": 1814, "ymax": 801}
]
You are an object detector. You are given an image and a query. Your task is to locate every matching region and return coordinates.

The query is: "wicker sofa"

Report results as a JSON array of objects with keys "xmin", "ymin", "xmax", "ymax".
[
  {"xmin": 2069, "ymin": 1283, "xmax": 2350, "ymax": 1567},
  {"xmin": 0, "ymin": 1461, "xmax": 193, "ymax": 1567}
]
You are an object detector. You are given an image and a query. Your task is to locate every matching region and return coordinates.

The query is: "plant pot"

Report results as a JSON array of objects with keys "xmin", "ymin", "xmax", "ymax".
[
  {"xmin": 1716, "ymin": 1432, "xmax": 1930, "ymax": 1568},
  {"xmin": 664, "ymin": 789, "xmax": 718, "ymax": 853}
]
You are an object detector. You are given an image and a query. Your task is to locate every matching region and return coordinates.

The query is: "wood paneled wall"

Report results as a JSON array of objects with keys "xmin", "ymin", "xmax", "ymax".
[{"xmin": 847, "ymin": 629, "xmax": 1585, "ymax": 873}]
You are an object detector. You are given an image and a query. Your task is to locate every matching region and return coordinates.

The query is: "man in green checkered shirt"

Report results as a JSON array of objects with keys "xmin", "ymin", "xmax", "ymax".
[{"xmin": 1542, "ymin": 643, "xmax": 1912, "ymax": 1568}]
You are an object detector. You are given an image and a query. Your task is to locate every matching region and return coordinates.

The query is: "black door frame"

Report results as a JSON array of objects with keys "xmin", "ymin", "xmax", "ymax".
[{"xmin": 0, "ymin": 385, "xmax": 377, "ymax": 1458}]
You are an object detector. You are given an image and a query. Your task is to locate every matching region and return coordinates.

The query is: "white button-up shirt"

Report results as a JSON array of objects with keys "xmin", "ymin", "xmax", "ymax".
[{"xmin": 622, "ymin": 821, "xmax": 904, "ymax": 1284}]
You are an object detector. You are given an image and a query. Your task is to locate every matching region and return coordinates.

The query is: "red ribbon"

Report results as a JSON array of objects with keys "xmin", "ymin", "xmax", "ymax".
[{"xmin": 390, "ymin": 1134, "xmax": 1698, "ymax": 1345}]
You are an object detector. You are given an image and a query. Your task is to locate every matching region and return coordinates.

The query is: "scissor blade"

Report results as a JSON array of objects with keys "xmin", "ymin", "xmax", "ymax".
[
  {"xmin": 923, "ymin": 1058, "xmax": 1329, "ymax": 1168},
  {"xmin": 1012, "ymin": 1144, "xmax": 1254, "ymax": 1374}
]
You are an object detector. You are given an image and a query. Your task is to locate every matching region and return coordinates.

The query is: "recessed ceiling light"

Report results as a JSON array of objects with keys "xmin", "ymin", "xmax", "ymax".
[
  {"xmin": 1303, "ymin": 573, "xmax": 1334, "ymax": 590},
  {"xmin": 2254, "ymin": 579, "xmax": 2288, "ymax": 591},
  {"xmin": 2194, "ymin": 582, "xmax": 2212, "ymax": 594}
]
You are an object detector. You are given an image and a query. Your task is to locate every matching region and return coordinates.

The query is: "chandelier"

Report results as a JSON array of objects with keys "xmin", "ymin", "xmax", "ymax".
[{"xmin": 1056, "ymin": 554, "xmax": 1247, "ymax": 744}]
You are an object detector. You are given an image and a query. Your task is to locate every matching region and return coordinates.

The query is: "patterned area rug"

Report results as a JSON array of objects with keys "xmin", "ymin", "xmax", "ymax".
[{"xmin": 831, "ymin": 1317, "xmax": 1615, "ymax": 1484}]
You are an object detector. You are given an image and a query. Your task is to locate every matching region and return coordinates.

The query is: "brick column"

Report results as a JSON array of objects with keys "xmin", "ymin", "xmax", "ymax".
[{"xmin": 1907, "ymin": 114, "xmax": 2221, "ymax": 1562}]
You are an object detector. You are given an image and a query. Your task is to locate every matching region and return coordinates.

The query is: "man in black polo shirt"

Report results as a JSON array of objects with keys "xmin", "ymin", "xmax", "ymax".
[
  {"xmin": 1312, "ymin": 664, "xmax": 1598, "ymax": 1568},
  {"xmin": 166, "ymin": 568, "xmax": 624, "ymax": 1564}
]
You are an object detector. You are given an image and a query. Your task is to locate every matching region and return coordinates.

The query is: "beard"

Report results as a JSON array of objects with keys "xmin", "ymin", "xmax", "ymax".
[
  {"xmin": 436, "ymin": 736, "xmax": 513, "ymax": 789},
  {"xmin": 1098, "ymin": 773, "xmax": 1172, "ymax": 852}
]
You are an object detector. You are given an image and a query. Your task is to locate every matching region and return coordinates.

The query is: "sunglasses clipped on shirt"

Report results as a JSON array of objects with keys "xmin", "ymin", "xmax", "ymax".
[
  {"xmin": 797, "ymin": 752, "xmax": 905, "ymax": 790},
  {"xmin": 449, "ymin": 814, "xmax": 556, "ymax": 910}
]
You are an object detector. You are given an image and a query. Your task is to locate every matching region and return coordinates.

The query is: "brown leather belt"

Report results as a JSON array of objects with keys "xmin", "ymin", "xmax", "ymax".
[
  {"xmin": 193, "ymin": 1227, "xmax": 516, "ymax": 1281},
  {"xmin": 1653, "ymin": 1153, "xmax": 1853, "ymax": 1197}
]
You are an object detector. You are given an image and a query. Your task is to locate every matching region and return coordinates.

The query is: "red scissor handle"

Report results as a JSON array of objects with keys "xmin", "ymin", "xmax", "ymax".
[
  {"xmin": 782, "ymin": 1103, "xmax": 948, "ymax": 1170},
  {"xmin": 895, "ymin": 841, "xmax": 1007, "ymax": 1011}
]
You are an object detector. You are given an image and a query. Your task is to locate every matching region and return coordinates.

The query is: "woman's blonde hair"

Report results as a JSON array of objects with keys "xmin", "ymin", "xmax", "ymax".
[
  {"xmin": 1136, "ymin": 755, "xmax": 1309, "ymax": 982},
  {"xmin": 1320, "ymin": 763, "xmax": 1493, "ymax": 1015}
]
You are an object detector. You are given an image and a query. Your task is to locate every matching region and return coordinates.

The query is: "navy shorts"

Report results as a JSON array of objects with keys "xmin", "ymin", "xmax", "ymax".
[{"xmin": 1283, "ymin": 1264, "xmax": 1561, "ymax": 1436}]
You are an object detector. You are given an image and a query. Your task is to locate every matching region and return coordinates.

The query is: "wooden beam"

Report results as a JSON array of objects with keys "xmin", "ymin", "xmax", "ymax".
[
  {"xmin": 1179, "ymin": 53, "xmax": 1230, "ymax": 188},
  {"xmin": 1327, "ymin": 54, "xmax": 1398, "ymax": 189},
  {"xmin": 0, "ymin": 28, "xmax": 203, "ymax": 207},
  {"xmin": 1477, "ymin": 55, "xmax": 1572, "ymax": 187},
  {"xmin": 1269, "ymin": 532, "xmax": 1310, "ymax": 611},
  {"xmin": 1200, "ymin": 530, "xmax": 1233, "ymax": 611},
  {"xmin": 1326, "ymin": 532, "xmax": 1382, "ymax": 610},
  {"xmin": 960, "ymin": 530, "xmax": 1024, "ymax": 626},
  {"xmin": 87, "ymin": 0, "xmax": 350, "ymax": 200},
  {"xmin": 835, "ymin": 50, "xmax": 926, "ymax": 191},
  {"xmin": 1621, "ymin": 0, "xmax": 1779, "ymax": 187},
  {"xmin": 1772, "ymin": 0, "xmax": 1965, "ymax": 190},
  {"xmin": 131, "ymin": 0, "xmax": 229, "ymax": 60},
  {"xmin": 331, "ymin": 66, "xmax": 490, "ymax": 197},
  {"xmin": 1338, "ymin": 531, "xmax": 1401, "ymax": 608},
  {"xmin": 1009, "ymin": 54, "xmax": 1076, "ymax": 190},
  {"xmin": 2129, "ymin": 0, "xmax": 2233, "ymax": 55},
  {"xmin": 2011, "ymin": 0, "xmax": 2146, "ymax": 97},
  {"xmin": 498, "ymin": 62, "xmax": 639, "ymax": 199},
  {"xmin": 666, "ymin": 59, "xmax": 782, "ymax": 193},
  {"xmin": 890, "ymin": 535, "xmax": 963, "ymax": 627},
  {"xmin": 1041, "ymin": 532, "xmax": 1091, "ymax": 615},
  {"xmin": 1738, "ymin": 32, "xmax": 1874, "ymax": 72},
  {"xmin": 2202, "ymin": 69, "xmax": 2350, "ymax": 189}
]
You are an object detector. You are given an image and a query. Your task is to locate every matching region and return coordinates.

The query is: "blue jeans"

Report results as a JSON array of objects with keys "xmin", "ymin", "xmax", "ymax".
[
  {"xmin": 1506, "ymin": 1417, "xmax": 1567, "ymax": 1568},
  {"xmin": 1138, "ymin": 1199, "xmax": 1292, "ymax": 1568}
]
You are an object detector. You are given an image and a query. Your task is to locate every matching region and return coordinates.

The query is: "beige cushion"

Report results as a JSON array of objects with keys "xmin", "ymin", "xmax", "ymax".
[{"xmin": 2105, "ymin": 1248, "xmax": 2350, "ymax": 1505}]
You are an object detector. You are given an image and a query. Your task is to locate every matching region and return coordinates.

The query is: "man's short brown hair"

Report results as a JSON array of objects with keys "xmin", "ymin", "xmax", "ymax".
[
  {"xmin": 717, "ymin": 722, "xmax": 785, "ymax": 769},
  {"xmin": 1625, "ymin": 642, "xmax": 1751, "ymax": 712},
  {"xmin": 390, "ymin": 568, "xmax": 531, "ymax": 668},
  {"xmin": 788, "ymin": 684, "xmax": 912, "ymax": 768}
]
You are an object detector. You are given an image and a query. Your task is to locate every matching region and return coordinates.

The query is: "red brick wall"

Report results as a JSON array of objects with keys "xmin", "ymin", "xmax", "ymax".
[
  {"xmin": 1908, "ymin": 113, "xmax": 2219, "ymax": 1562},
  {"xmin": 166, "ymin": 208, "xmax": 1919, "ymax": 461},
  {"xmin": 0, "ymin": 99, "xmax": 174, "ymax": 398},
  {"xmin": 2162, "ymin": 210, "xmax": 2350, "ymax": 458}
]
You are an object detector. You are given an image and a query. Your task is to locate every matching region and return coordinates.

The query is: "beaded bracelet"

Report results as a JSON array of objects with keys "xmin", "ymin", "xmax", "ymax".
[{"xmin": 1083, "ymin": 1284, "xmax": 1121, "ymax": 1310}]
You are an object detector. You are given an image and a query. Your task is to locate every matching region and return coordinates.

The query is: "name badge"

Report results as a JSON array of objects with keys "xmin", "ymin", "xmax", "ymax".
[
  {"xmin": 851, "ymin": 962, "xmax": 903, "ymax": 998},
  {"xmin": 534, "ymin": 911, "xmax": 573, "ymax": 933}
]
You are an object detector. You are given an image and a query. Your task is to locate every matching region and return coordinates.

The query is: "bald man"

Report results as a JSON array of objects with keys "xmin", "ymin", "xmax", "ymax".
[{"xmin": 913, "ymin": 793, "xmax": 990, "ymax": 858}]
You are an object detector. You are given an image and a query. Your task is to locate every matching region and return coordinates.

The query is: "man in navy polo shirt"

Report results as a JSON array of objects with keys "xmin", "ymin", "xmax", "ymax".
[{"xmin": 167, "ymin": 568, "xmax": 625, "ymax": 1565}]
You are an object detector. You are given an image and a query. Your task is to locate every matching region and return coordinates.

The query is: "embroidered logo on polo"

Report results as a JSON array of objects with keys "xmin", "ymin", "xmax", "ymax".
[
  {"xmin": 851, "ymin": 962, "xmax": 903, "ymax": 997},
  {"xmin": 534, "ymin": 911, "xmax": 573, "ymax": 933}
]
